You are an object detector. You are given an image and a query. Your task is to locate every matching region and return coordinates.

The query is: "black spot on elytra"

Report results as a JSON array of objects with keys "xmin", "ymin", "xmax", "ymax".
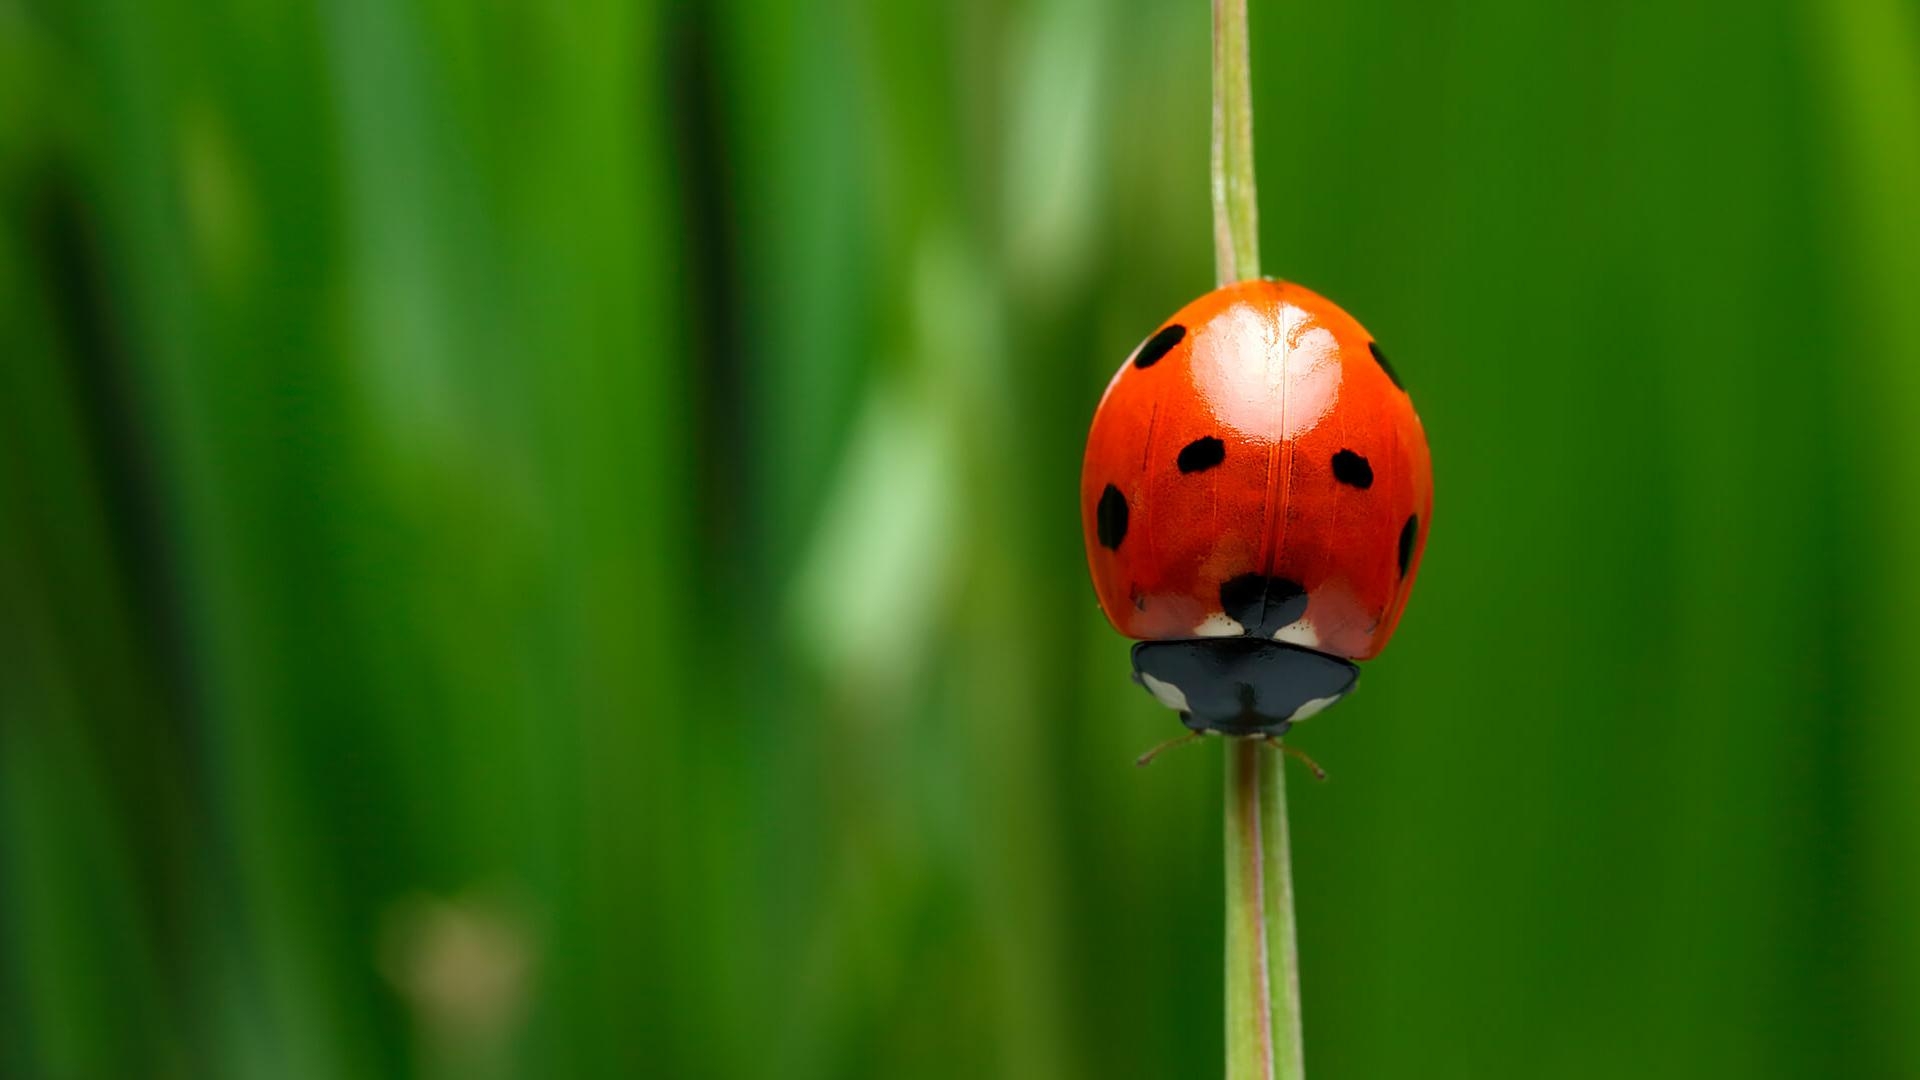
[
  {"xmin": 1367, "ymin": 341, "xmax": 1405, "ymax": 390},
  {"xmin": 1218, "ymin": 574, "xmax": 1308, "ymax": 638},
  {"xmin": 1331, "ymin": 449, "xmax": 1373, "ymax": 489},
  {"xmin": 1177, "ymin": 436, "xmax": 1226, "ymax": 474},
  {"xmin": 1398, "ymin": 514, "xmax": 1419, "ymax": 576},
  {"xmin": 1097, "ymin": 484, "xmax": 1129, "ymax": 549},
  {"xmin": 1133, "ymin": 323, "xmax": 1186, "ymax": 369}
]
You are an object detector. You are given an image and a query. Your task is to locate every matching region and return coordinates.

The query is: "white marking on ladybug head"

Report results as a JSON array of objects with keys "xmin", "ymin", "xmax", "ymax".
[
  {"xmin": 1139, "ymin": 672, "xmax": 1191, "ymax": 713},
  {"xmin": 1194, "ymin": 612, "xmax": 1245, "ymax": 637},
  {"xmin": 1288, "ymin": 694, "xmax": 1341, "ymax": 724},
  {"xmin": 1273, "ymin": 615, "xmax": 1320, "ymax": 650}
]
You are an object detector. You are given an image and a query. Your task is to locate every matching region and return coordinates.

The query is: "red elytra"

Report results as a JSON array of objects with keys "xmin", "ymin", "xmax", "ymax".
[{"xmin": 1082, "ymin": 278, "xmax": 1432, "ymax": 666}]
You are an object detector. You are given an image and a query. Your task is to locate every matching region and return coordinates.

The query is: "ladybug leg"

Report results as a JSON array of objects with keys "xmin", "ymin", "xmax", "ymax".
[
  {"xmin": 1265, "ymin": 736, "xmax": 1328, "ymax": 782},
  {"xmin": 1135, "ymin": 730, "xmax": 1205, "ymax": 768}
]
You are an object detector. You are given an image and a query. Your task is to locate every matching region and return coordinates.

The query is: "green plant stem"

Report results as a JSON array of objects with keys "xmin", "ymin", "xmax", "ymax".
[
  {"xmin": 1213, "ymin": 1, "xmax": 1304, "ymax": 1078},
  {"xmin": 1212, "ymin": 0, "xmax": 1261, "ymax": 285},
  {"xmin": 1224, "ymin": 742, "xmax": 1305, "ymax": 1080}
]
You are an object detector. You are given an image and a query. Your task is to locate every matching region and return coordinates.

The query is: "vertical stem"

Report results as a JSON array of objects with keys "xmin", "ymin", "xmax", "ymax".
[
  {"xmin": 1263, "ymin": 746, "xmax": 1307, "ymax": 1080},
  {"xmin": 1213, "ymin": 1, "xmax": 1304, "ymax": 1078},
  {"xmin": 1223, "ymin": 741, "xmax": 1274, "ymax": 1080},
  {"xmin": 1211, "ymin": 0, "xmax": 1261, "ymax": 286},
  {"xmin": 1224, "ymin": 743, "xmax": 1305, "ymax": 1080}
]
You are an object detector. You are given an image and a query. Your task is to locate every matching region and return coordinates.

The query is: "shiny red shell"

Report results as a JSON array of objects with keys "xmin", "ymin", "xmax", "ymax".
[{"xmin": 1081, "ymin": 279, "xmax": 1432, "ymax": 661}]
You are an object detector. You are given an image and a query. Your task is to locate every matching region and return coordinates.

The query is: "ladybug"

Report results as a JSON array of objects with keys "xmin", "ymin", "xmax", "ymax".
[{"xmin": 1081, "ymin": 278, "xmax": 1432, "ymax": 737}]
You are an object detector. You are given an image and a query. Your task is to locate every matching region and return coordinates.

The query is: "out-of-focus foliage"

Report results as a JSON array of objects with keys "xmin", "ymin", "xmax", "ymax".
[{"xmin": 3, "ymin": 0, "xmax": 1918, "ymax": 1076}]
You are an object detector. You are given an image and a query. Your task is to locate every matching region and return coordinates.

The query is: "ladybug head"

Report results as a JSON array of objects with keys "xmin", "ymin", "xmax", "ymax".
[{"xmin": 1132, "ymin": 638, "xmax": 1358, "ymax": 737}]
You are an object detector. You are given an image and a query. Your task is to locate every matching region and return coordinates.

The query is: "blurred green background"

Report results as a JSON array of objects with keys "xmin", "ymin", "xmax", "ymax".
[{"xmin": 4, "ymin": 0, "xmax": 1920, "ymax": 1076}]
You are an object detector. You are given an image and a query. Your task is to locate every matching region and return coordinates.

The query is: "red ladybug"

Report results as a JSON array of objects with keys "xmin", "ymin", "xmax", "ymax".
[{"xmin": 1081, "ymin": 278, "xmax": 1432, "ymax": 736}]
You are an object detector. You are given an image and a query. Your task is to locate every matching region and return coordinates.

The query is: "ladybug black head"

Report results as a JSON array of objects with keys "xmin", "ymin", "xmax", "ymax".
[{"xmin": 1131, "ymin": 638, "xmax": 1359, "ymax": 737}]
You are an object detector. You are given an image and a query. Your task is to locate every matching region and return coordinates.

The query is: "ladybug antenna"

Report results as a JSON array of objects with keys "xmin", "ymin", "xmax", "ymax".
[
  {"xmin": 1135, "ymin": 731, "xmax": 1205, "ymax": 768},
  {"xmin": 1265, "ymin": 736, "xmax": 1328, "ymax": 782}
]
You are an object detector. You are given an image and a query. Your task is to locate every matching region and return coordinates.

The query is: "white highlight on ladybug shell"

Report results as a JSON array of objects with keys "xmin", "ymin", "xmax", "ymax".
[
  {"xmin": 1189, "ymin": 300, "xmax": 1343, "ymax": 442},
  {"xmin": 1193, "ymin": 612, "xmax": 1245, "ymax": 637},
  {"xmin": 1288, "ymin": 694, "xmax": 1341, "ymax": 724},
  {"xmin": 1279, "ymin": 320, "xmax": 1343, "ymax": 440},
  {"xmin": 1139, "ymin": 672, "xmax": 1191, "ymax": 713}
]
